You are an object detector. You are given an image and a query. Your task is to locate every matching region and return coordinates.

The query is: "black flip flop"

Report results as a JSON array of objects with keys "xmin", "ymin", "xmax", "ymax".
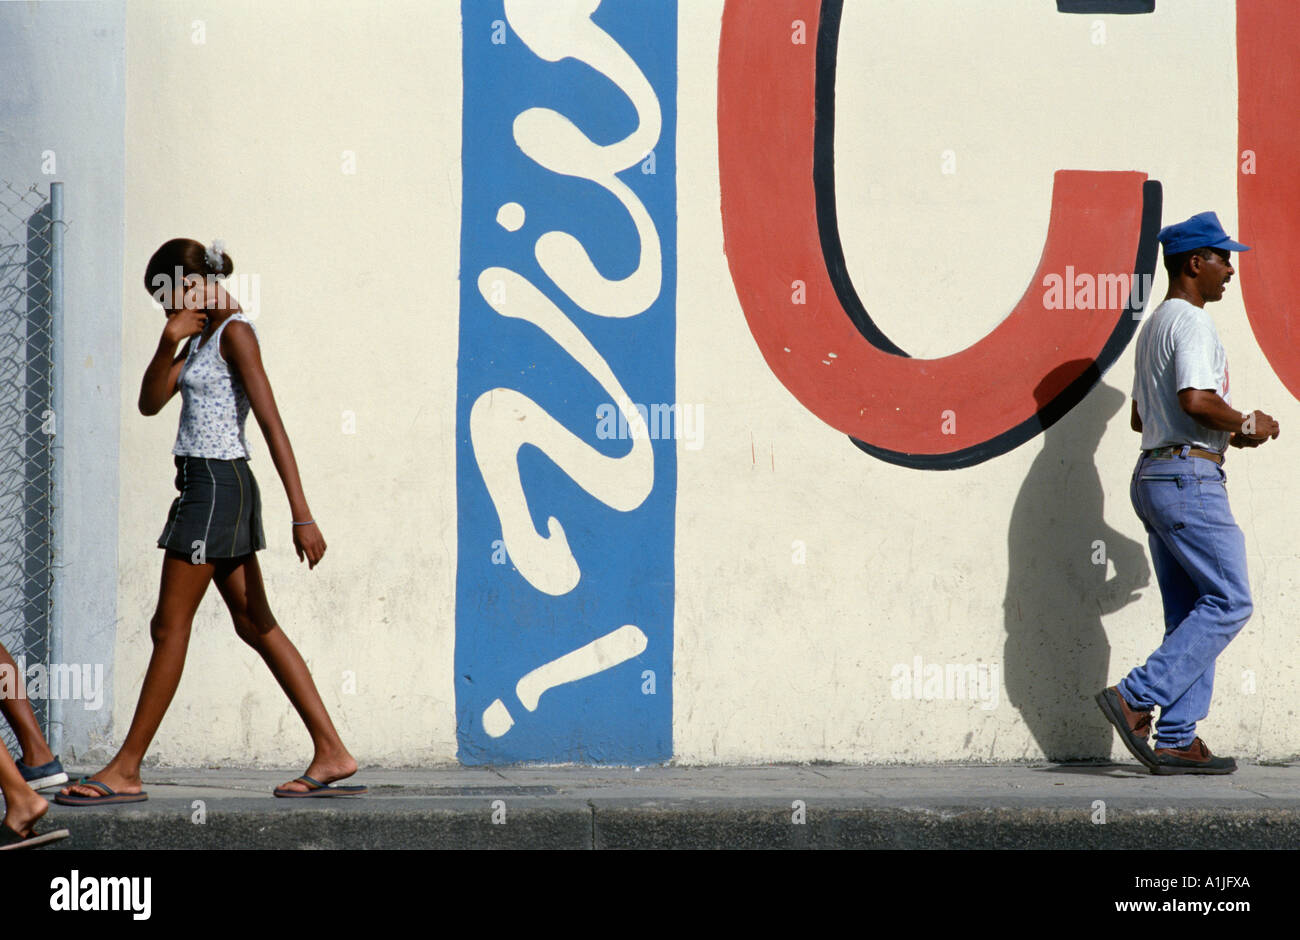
[
  {"xmin": 53, "ymin": 778, "xmax": 148, "ymax": 806},
  {"xmin": 0, "ymin": 822, "xmax": 70, "ymax": 850}
]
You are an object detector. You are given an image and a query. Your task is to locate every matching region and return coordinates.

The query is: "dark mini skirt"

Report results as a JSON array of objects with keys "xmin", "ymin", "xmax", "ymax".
[{"xmin": 157, "ymin": 455, "xmax": 267, "ymax": 560}]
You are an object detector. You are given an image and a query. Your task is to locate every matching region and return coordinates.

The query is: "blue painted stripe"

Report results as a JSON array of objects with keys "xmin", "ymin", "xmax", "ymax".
[{"xmin": 455, "ymin": 0, "xmax": 677, "ymax": 764}]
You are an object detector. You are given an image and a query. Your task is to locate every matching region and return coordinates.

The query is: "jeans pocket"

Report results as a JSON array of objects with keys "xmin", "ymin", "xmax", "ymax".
[
  {"xmin": 1139, "ymin": 474, "xmax": 1188, "ymax": 530},
  {"xmin": 1138, "ymin": 473, "xmax": 1184, "ymax": 485}
]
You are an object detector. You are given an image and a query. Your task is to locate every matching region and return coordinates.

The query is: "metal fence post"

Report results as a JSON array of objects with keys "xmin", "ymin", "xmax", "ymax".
[{"xmin": 47, "ymin": 180, "xmax": 64, "ymax": 757}]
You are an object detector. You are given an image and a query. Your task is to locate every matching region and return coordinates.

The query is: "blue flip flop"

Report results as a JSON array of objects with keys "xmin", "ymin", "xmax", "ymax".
[
  {"xmin": 53, "ymin": 778, "xmax": 149, "ymax": 806},
  {"xmin": 273, "ymin": 774, "xmax": 367, "ymax": 798}
]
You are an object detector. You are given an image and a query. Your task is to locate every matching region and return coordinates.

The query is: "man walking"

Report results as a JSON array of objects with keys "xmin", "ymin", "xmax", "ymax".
[{"xmin": 1097, "ymin": 210, "xmax": 1279, "ymax": 775}]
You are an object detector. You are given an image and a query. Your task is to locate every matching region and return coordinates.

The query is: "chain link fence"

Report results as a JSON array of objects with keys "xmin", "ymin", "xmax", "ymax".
[{"xmin": 0, "ymin": 180, "xmax": 59, "ymax": 758}]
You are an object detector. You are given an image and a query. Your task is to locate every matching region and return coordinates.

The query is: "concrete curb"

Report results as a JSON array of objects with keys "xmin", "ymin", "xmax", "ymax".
[{"xmin": 38, "ymin": 761, "xmax": 1300, "ymax": 849}]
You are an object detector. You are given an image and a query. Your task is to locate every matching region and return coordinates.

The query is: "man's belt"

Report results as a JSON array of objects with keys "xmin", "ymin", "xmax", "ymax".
[{"xmin": 1144, "ymin": 445, "xmax": 1224, "ymax": 466}]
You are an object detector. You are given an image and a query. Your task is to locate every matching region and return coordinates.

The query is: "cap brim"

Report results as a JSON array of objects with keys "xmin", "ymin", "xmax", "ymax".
[{"xmin": 1212, "ymin": 238, "xmax": 1250, "ymax": 252}]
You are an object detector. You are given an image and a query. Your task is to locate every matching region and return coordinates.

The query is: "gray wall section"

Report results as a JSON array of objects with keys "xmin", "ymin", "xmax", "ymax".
[{"xmin": 0, "ymin": 1, "xmax": 125, "ymax": 762}]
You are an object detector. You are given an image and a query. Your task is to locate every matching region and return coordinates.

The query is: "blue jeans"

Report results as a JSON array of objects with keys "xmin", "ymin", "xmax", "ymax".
[{"xmin": 1118, "ymin": 447, "xmax": 1253, "ymax": 748}]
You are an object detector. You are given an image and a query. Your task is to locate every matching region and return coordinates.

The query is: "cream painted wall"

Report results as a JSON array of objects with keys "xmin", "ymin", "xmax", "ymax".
[
  {"xmin": 116, "ymin": 0, "xmax": 1297, "ymax": 766},
  {"xmin": 120, "ymin": 0, "xmax": 461, "ymax": 766},
  {"xmin": 674, "ymin": 0, "xmax": 1294, "ymax": 764}
]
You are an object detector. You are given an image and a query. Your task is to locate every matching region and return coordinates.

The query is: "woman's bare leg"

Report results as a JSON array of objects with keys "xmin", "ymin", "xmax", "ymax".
[
  {"xmin": 213, "ymin": 551, "xmax": 356, "ymax": 792},
  {"xmin": 60, "ymin": 550, "xmax": 214, "ymax": 798},
  {"xmin": 0, "ymin": 641, "xmax": 54, "ymax": 767}
]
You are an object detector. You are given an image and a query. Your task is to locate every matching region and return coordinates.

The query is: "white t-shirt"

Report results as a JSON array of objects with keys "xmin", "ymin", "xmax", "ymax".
[{"xmin": 1132, "ymin": 298, "xmax": 1232, "ymax": 453}]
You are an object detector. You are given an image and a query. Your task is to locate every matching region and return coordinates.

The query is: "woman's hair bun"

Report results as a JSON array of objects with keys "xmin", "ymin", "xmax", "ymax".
[{"xmin": 143, "ymin": 238, "xmax": 234, "ymax": 297}]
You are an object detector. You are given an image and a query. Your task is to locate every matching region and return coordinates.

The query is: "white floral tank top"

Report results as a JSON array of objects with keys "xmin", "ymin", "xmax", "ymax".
[{"xmin": 172, "ymin": 311, "xmax": 258, "ymax": 460}]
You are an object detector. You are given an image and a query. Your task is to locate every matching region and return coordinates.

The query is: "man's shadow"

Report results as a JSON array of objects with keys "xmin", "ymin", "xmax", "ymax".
[{"xmin": 1003, "ymin": 363, "xmax": 1150, "ymax": 760}]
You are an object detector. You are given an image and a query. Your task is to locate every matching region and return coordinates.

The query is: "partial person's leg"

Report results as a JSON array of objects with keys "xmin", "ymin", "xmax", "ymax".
[
  {"xmin": 213, "ymin": 552, "xmax": 356, "ymax": 792},
  {"xmin": 0, "ymin": 641, "xmax": 54, "ymax": 767},
  {"xmin": 0, "ymin": 747, "xmax": 48, "ymax": 835},
  {"xmin": 60, "ymin": 550, "xmax": 215, "ymax": 798}
]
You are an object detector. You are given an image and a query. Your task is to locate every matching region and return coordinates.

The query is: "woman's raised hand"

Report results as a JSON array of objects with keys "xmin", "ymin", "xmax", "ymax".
[{"xmin": 162, "ymin": 308, "xmax": 208, "ymax": 346}]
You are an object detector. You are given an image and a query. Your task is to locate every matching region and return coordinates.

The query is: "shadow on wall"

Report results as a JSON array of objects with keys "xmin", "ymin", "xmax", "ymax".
[{"xmin": 1003, "ymin": 362, "xmax": 1150, "ymax": 761}]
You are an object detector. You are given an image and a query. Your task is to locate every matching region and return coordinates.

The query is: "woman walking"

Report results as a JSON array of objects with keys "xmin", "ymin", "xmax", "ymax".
[{"xmin": 58, "ymin": 238, "xmax": 362, "ymax": 805}]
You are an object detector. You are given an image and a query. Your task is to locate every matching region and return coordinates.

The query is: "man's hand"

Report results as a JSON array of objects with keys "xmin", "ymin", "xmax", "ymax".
[
  {"xmin": 1239, "ymin": 409, "xmax": 1280, "ymax": 442},
  {"xmin": 1230, "ymin": 432, "xmax": 1264, "ymax": 448}
]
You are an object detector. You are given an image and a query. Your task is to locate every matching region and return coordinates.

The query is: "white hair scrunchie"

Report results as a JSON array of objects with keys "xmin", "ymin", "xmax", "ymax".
[{"xmin": 205, "ymin": 238, "xmax": 226, "ymax": 277}]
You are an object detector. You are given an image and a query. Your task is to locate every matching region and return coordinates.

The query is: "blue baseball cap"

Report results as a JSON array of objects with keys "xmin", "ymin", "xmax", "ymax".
[{"xmin": 1157, "ymin": 211, "xmax": 1250, "ymax": 255}]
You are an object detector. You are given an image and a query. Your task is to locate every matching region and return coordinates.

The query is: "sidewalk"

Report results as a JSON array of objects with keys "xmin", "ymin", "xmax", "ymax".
[{"xmin": 39, "ymin": 760, "xmax": 1300, "ymax": 849}]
